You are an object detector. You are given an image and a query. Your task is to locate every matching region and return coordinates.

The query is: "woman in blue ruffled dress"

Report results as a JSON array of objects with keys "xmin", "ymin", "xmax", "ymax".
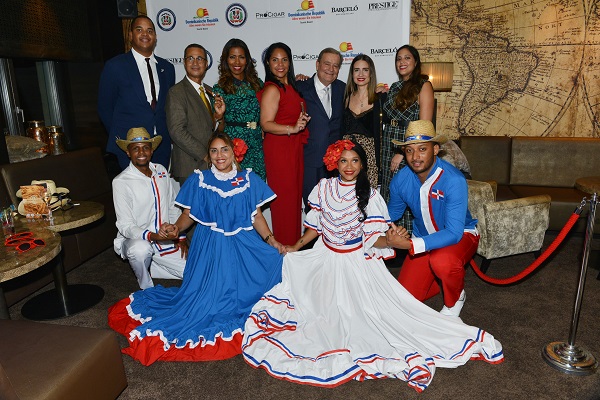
[
  {"xmin": 242, "ymin": 139, "xmax": 503, "ymax": 392},
  {"xmin": 108, "ymin": 132, "xmax": 285, "ymax": 366}
]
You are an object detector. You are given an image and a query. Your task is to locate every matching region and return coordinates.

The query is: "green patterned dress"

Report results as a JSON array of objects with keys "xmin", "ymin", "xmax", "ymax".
[
  {"xmin": 381, "ymin": 78, "xmax": 426, "ymax": 233},
  {"xmin": 213, "ymin": 79, "xmax": 266, "ymax": 180}
]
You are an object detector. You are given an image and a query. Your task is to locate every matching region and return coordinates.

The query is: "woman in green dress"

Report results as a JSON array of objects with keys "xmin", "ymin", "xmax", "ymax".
[{"xmin": 213, "ymin": 39, "xmax": 266, "ymax": 180}]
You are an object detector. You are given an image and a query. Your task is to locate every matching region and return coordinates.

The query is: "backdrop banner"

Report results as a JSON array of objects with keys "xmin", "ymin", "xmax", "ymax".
[{"xmin": 146, "ymin": 0, "xmax": 410, "ymax": 86}]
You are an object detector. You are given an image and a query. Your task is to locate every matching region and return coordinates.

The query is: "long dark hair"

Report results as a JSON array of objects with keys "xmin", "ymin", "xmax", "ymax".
[
  {"xmin": 345, "ymin": 140, "xmax": 370, "ymax": 222},
  {"xmin": 262, "ymin": 42, "xmax": 299, "ymax": 93},
  {"xmin": 217, "ymin": 38, "xmax": 262, "ymax": 94},
  {"xmin": 393, "ymin": 45, "xmax": 429, "ymax": 111},
  {"xmin": 343, "ymin": 54, "xmax": 378, "ymax": 107}
]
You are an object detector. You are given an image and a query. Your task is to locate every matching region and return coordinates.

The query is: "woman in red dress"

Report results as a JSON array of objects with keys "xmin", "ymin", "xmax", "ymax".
[{"xmin": 258, "ymin": 42, "xmax": 310, "ymax": 245}]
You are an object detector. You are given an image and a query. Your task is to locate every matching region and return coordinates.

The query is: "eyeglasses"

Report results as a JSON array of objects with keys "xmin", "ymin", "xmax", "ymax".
[
  {"xmin": 184, "ymin": 56, "xmax": 207, "ymax": 63},
  {"xmin": 5, "ymin": 231, "xmax": 45, "ymax": 253}
]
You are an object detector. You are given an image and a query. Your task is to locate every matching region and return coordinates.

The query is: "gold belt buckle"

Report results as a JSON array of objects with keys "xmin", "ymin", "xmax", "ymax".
[{"xmin": 246, "ymin": 121, "xmax": 257, "ymax": 129}]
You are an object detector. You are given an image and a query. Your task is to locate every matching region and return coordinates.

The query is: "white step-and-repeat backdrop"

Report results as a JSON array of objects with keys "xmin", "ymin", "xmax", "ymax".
[{"xmin": 146, "ymin": 1, "xmax": 410, "ymax": 86}]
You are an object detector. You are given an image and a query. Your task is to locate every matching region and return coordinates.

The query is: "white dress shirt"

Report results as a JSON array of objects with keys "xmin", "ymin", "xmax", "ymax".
[
  {"xmin": 314, "ymin": 77, "xmax": 332, "ymax": 118},
  {"xmin": 131, "ymin": 48, "xmax": 161, "ymax": 106},
  {"xmin": 112, "ymin": 162, "xmax": 181, "ymax": 256}
]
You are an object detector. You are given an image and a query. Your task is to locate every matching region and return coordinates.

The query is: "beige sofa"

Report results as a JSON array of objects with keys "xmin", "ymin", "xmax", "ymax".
[{"xmin": 459, "ymin": 136, "xmax": 600, "ymax": 233}]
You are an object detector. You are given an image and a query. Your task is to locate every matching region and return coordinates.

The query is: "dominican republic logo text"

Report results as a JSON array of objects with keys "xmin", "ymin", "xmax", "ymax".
[
  {"xmin": 185, "ymin": 7, "xmax": 218, "ymax": 30},
  {"xmin": 289, "ymin": 1, "xmax": 325, "ymax": 22},
  {"xmin": 339, "ymin": 42, "xmax": 361, "ymax": 63}
]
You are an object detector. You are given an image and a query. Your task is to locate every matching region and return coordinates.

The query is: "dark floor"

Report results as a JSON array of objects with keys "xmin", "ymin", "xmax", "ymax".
[{"xmin": 7, "ymin": 232, "xmax": 600, "ymax": 400}]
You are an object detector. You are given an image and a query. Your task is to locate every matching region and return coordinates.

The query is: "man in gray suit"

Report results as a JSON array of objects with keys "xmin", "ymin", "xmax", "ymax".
[{"xmin": 166, "ymin": 43, "xmax": 225, "ymax": 183}]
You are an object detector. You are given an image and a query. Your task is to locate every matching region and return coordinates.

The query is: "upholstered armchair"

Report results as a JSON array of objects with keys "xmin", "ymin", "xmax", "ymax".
[{"xmin": 467, "ymin": 180, "xmax": 551, "ymax": 272}]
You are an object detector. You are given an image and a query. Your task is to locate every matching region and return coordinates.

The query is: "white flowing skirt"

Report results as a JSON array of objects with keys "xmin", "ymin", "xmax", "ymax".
[{"xmin": 242, "ymin": 239, "xmax": 504, "ymax": 392}]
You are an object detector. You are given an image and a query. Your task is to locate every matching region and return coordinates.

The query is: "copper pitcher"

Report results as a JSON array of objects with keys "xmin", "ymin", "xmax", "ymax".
[
  {"xmin": 26, "ymin": 120, "xmax": 49, "ymax": 153},
  {"xmin": 47, "ymin": 125, "xmax": 66, "ymax": 155}
]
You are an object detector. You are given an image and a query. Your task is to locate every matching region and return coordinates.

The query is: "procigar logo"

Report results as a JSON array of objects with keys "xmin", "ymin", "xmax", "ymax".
[{"xmin": 256, "ymin": 11, "xmax": 285, "ymax": 19}]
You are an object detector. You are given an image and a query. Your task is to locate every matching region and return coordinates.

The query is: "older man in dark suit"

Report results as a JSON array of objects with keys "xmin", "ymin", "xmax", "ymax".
[
  {"xmin": 296, "ymin": 48, "xmax": 346, "ymax": 206},
  {"xmin": 166, "ymin": 43, "xmax": 225, "ymax": 184},
  {"xmin": 98, "ymin": 15, "xmax": 175, "ymax": 170}
]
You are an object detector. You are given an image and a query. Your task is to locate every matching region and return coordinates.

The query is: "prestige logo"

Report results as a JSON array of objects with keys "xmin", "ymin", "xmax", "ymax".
[
  {"xmin": 226, "ymin": 3, "xmax": 248, "ymax": 27},
  {"xmin": 331, "ymin": 5, "xmax": 359, "ymax": 14},
  {"xmin": 167, "ymin": 50, "xmax": 213, "ymax": 69},
  {"xmin": 368, "ymin": 1, "xmax": 399, "ymax": 11},
  {"xmin": 256, "ymin": 11, "xmax": 285, "ymax": 19},
  {"xmin": 156, "ymin": 8, "xmax": 176, "ymax": 31},
  {"xmin": 167, "ymin": 58, "xmax": 185, "ymax": 65}
]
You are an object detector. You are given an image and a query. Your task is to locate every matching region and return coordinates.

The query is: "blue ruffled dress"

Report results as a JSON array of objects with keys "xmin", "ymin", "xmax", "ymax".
[{"xmin": 108, "ymin": 167, "xmax": 283, "ymax": 365}]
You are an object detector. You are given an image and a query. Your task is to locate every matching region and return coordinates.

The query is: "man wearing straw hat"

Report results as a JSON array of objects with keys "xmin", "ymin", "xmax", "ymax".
[
  {"xmin": 112, "ymin": 127, "xmax": 187, "ymax": 289},
  {"xmin": 386, "ymin": 120, "xmax": 479, "ymax": 318}
]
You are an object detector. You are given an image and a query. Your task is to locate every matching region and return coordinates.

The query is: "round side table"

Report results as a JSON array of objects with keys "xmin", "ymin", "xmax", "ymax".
[
  {"xmin": 0, "ymin": 229, "xmax": 62, "ymax": 319},
  {"xmin": 18, "ymin": 201, "xmax": 106, "ymax": 320}
]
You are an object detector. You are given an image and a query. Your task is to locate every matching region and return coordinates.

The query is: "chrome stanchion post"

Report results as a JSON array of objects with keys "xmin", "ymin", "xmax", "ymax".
[{"xmin": 542, "ymin": 193, "xmax": 598, "ymax": 375}]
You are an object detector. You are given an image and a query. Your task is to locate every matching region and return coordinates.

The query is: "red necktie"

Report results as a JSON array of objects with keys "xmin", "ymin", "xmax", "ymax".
[{"xmin": 145, "ymin": 58, "xmax": 157, "ymax": 110}]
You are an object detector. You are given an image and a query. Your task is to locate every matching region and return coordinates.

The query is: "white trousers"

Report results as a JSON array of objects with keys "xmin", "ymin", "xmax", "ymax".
[{"xmin": 122, "ymin": 239, "xmax": 186, "ymax": 289}]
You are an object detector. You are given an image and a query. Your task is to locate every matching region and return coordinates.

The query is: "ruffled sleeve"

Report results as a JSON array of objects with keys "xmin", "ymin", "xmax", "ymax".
[
  {"xmin": 362, "ymin": 189, "xmax": 395, "ymax": 260},
  {"xmin": 303, "ymin": 179, "xmax": 325, "ymax": 234},
  {"xmin": 175, "ymin": 170, "xmax": 276, "ymax": 235},
  {"xmin": 175, "ymin": 171, "xmax": 200, "ymax": 210}
]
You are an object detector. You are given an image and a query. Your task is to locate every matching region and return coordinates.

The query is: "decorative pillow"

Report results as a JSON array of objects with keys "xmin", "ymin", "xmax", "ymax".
[
  {"xmin": 439, "ymin": 140, "xmax": 471, "ymax": 176},
  {"xmin": 5, "ymin": 135, "xmax": 47, "ymax": 163}
]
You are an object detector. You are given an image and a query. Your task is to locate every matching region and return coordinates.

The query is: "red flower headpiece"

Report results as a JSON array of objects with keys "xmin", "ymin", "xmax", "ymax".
[
  {"xmin": 232, "ymin": 138, "xmax": 248, "ymax": 163},
  {"xmin": 323, "ymin": 139, "xmax": 355, "ymax": 171}
]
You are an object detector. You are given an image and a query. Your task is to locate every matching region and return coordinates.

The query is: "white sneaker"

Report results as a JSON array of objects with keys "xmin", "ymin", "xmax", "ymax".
[{"xmin": 440, "ymin": 290, "xmax": 466, "ymax": 317}]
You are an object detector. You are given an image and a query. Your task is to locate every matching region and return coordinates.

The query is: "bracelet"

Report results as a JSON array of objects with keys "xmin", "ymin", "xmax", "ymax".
[
  {"xmin": 286, "ymin": 125, "xmax": 290, "ymax": 136},
  {"xmin": 263, "ymin": 233, "xmax": 273, "ymax": 243}
]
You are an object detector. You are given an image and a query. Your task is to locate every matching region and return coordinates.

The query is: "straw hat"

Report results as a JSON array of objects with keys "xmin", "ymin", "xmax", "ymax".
[
  {"xmin": 16, "ymin": 180, "xmax": 69, "ymax": 198},
  {"xmin": 16, "ymin": 180, "xmax": 70, "ymax": 215},
  {"xmin": 391, "ymin": 120, "xmax": 447, "ymax": 146},
  {"xmin": 116, "ymin": 127, "xmax": 162, "ymax": 152}
]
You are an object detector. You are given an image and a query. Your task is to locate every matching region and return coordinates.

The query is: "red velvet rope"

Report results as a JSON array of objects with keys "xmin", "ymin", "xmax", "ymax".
[{"xmin": 469, "ymin": 212, "xmax": 581, "ymax": 285}]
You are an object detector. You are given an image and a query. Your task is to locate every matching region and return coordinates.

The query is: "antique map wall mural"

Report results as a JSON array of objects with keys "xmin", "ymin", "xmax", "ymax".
[{"xmin": 411, "ymin": 0, "xmax": 599, "ymax": 138}]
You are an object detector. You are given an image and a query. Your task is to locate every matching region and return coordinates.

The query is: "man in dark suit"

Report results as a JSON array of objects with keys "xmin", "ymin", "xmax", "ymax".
[
  {"xmin": 296, "ymin": 48, "xmax": 346, "ymax": 206},
  {"xmin": 98, "ymin": 15, "xmax": 175, "ymax": 171},
  {"xmin": 166, "ymin": 43, "xmax": 225, "ymax": 184}
]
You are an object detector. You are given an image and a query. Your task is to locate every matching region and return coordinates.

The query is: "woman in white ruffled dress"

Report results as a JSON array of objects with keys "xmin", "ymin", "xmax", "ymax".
[{"xmin": 242, "ymin": 139, "xmax": 504, "ymax": 392}]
